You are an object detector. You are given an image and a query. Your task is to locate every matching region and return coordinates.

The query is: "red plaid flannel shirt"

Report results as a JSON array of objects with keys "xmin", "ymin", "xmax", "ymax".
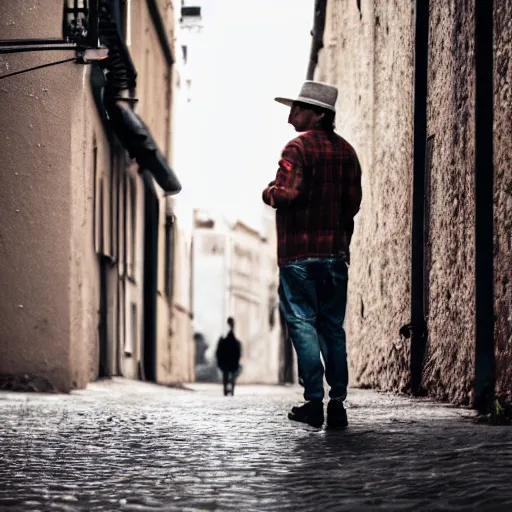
[{"xmin": 262, "ymin": 129, "xmax": 362, "ymax": 266}]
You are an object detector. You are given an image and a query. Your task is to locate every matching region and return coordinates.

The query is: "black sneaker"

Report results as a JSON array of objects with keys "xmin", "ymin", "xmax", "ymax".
[
  {"xmin": 288, "ymin": 400, "xmax": 324, "ymax": 428},
  {"xmin": 327, "ymin": 399, "xmax": 348, "ymax": 428}
]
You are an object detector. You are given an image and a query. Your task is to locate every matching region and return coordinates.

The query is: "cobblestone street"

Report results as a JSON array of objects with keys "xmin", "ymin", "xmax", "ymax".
[{"xmin": 1, "ymin": 379, "xmax": 512, "ymax": 511}]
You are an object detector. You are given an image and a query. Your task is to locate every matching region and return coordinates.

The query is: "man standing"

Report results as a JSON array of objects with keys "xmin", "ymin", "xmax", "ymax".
[
  {"xmin": 215, "ymin": 317, "xmax": 242, "ymax": 396},
  {"xmin": 262, "ymin": 81, "xmax": 362, "ymax": 428}
]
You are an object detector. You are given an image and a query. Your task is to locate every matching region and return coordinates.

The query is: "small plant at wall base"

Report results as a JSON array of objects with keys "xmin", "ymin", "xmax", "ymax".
[{"xmin": 475, "ymin": 399, "xmax": 512, "ymax": 426}]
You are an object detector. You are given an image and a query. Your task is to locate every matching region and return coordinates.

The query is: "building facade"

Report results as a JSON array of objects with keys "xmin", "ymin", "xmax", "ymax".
[
  {"xmin": 0, "ymin": 0, "xmax": 194, "ymax": 391},
  {"xmin": 191, "ymin": 210, "xmax": 288, "ymax": 384},
  {"xmin": 314, "ymin": 0, "xmax": 511, "ymax": 407}
]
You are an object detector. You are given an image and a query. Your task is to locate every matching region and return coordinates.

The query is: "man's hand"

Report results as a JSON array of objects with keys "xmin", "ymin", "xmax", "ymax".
[
  {"xmin": 262, "ymin": 181, "xmax": 277, "ymax": 208},
  {"xmin": 266, "ymin": 181, "xmax": 277, "ymax": 207}
]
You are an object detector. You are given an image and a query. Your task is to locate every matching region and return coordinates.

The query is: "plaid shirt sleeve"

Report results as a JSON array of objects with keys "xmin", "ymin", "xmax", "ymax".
[{"xmin": 262, "ymin": 140, "xmax": 305, "ymax": 209}]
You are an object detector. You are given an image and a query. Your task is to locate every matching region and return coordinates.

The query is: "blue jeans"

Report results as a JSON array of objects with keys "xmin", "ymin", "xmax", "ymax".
[{"xmin": 279, "ymin": 257, "xmax": 349, "ymax": 402}]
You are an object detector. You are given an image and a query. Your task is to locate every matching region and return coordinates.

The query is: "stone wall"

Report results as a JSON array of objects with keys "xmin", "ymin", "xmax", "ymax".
[
  {"xmin": 316, "ymin": 0, "xmax": 414, "ymax": 393},
  {"xmin": 423, "ymin": 0, "xmax": 476, "ymax": 404},
  {"xmin": 316, "ymin": 0, "xmax": 511, "ymax": 405}
]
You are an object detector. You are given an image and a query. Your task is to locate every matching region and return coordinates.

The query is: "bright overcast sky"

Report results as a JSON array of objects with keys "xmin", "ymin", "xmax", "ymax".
[{"xmin": 173, "ymin": 0, "xmax": 315, "ymax": 234}]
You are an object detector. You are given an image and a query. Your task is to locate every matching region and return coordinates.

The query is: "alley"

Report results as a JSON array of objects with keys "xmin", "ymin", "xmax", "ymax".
[{"xmin": 1, "ymin": 381, "xmax": 512, "ymax": 511}]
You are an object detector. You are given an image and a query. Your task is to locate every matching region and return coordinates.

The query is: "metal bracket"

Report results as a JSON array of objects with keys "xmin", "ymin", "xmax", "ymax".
[{"xmin": 76, "ymin": 46, "xmax": 109, "ymax": 63}]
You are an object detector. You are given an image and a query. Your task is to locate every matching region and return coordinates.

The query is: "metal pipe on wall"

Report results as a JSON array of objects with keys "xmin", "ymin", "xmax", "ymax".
[
  {"xmin": 306, "ymin": 0, "xmax": 327, "ymax": 80},
  {"xmin": 473, "ymin": 0, "xmax": 495, "ymax": 414},
  {"xmin": 409, "ymin": 0, "xmax": 430, "ymax": 395}
]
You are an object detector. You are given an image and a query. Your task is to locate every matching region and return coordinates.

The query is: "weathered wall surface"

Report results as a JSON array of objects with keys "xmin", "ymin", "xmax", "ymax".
[
  {"xmin": 423, "ymin": 0, "xmax": 476, "ymax": 405},
  {"xmin": 69, "ymin": 78, "xmax": 103, "ymax": 388},
  {"xmin": 0, "ymin": 0, "xmax": 100, "ymax": 391},
  {"xmin": 316, "ymin": 0, "xmax": 511, "ymax": 406},
  {"xmin": 493, "ymin": 0, "xmax": 512, "ymax": 402},
  {"xmin": 316, "ymin": 0, "xmax": 414, "ymax": 392}
]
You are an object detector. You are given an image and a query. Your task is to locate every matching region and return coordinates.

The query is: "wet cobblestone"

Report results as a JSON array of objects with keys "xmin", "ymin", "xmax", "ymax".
[{"xmin": 1, "ymin": 379, "xmax": 512, "ymax": 511}]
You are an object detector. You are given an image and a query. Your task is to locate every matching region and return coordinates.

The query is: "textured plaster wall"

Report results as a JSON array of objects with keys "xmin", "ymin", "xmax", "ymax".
[
  {"xmin": 494, "ymin": 0, "xmax": 512, "ymax": 402},
  {"xmin": 68, "ymin": 79, "xmax": 103, "ymax": 388},
  {"xmin": 0, "ymin": 0, "xmax": 58, "ymax": 40},
  {"xmin": 424, "ymin": 0, "xmax": 476, "ymax": 404},
  {"xmin": 316, "ymin": 0, "xmax": 414, "ymax": 392},
  {"xmin": 0, "ymin": 0, "xmax": 100, "ymax": 390}
]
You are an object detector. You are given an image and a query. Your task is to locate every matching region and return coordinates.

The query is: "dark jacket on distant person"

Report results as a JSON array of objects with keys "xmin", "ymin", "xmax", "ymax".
[{"xmin": 216, "ymin": 332, "xmax": 242, "ymax": 372}]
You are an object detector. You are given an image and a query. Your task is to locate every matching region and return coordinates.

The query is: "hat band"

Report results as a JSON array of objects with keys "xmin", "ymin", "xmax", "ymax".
[{"xmin": 295, "ymin": 96, "xmax": 336, "ymax": 111}]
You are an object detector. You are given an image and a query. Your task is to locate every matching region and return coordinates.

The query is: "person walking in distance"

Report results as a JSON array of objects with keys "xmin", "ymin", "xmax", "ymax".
[
  {"xmin": 262, "ymin": 81, "xmax": 362, "ymax": 428},
  {"xmin": 215, "ymin": 317, "xmax": 242, "ymax": 396}
]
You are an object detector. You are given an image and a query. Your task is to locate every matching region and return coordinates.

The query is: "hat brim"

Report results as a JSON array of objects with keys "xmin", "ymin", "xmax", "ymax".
[
  {"xmin": 274, "ymin": 97, "xmax": 294, "ymax": 107},
  {"xmin": 274, "ymin": 96, "xmax": 335, "ymax": 112}
]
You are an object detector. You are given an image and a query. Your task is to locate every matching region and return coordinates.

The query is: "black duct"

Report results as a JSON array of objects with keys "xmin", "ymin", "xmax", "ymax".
[
  {"xmin": 473, "ymin": 0, "xmax": 495, "ymax": 414},
  {"xmin": 104, "ymin": 98, "xmax": 182, "ymax": 194},
  {"xmin": 306, "ymin": 0, "xmax": 327, "ymax": 80},
  {"xmin": 408, "ymin": 0, "xmax": 430, "ymax": 395}
]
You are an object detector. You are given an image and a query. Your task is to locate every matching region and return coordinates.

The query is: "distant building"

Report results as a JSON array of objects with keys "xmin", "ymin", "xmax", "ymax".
[{"xmin": 191, "ymin": 210, "xmax": 291, "ymax": 384}]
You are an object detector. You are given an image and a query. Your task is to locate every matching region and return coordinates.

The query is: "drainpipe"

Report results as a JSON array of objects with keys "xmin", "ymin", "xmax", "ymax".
[
  {"xmin": 407, "ymin": 0, "xmax": 430, "ymax": 395},
  {"xmin": 306, "ymin": 0, "xmax": 327, "ymax": 80},
  {"xmin": 473, "ymin": 0, "xmax": 495, "ymax": 414}
]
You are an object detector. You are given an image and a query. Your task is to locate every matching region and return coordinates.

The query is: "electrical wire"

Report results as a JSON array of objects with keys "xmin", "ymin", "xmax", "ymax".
[
  {"xmin": 0, "ymin": 57, "xmax": 76, "ymax": 81},
  {"xmin": 0, "ymin": 44, "xmax": 77, "ymax": 55},
  {"xmin": 0, "ymin": 38, "xmax": 69, "ymax": 46}
]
